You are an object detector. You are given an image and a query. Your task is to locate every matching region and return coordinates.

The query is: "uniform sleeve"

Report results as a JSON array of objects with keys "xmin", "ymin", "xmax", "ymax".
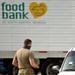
[{"xmin": 29, "ymin": 51, "xmax": 34, "ymax": 59}]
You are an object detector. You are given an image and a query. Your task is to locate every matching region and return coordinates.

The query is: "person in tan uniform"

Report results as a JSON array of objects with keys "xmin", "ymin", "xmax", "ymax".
[{"xmin": 12, "ymin": 39, "xmax": 39, "ymax": 75}]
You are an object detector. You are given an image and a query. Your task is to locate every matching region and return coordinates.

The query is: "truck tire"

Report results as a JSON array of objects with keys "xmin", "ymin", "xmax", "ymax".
[{"xmin": 41, "ymin": 60, "xmax": 57, "ymax": 75}]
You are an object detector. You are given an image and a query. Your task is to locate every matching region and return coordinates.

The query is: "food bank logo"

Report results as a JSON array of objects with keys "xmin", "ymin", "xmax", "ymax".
[
  {"xmin": 1, "ymin": 2, "xmax": 29, "ymax": 19},
  {"xmin": 1, "ymin": 2, "xmax": 47, "ymax": 19},
  {"xmin": 29, "ymin": 2, "xmax": 47, "ymax": 18}
]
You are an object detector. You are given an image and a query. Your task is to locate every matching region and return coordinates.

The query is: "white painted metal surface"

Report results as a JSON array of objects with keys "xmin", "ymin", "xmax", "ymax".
[{"xmin": 0, "ymin": 0, "xmax": 75, "ymax": 58}]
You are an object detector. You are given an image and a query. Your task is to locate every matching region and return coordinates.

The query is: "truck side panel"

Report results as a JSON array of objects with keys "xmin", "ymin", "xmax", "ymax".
[{"xmin": 0, "ymin": 0, "xmax": 75, "ymax": 58}]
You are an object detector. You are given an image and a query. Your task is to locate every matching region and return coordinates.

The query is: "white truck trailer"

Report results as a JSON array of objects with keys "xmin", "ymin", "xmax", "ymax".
[{"xmin": 0, "ymin": 0, "xmax": 75, "ymax": 75}]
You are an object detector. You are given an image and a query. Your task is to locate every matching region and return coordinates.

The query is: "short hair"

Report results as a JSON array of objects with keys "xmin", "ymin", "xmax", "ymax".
[{"xmin": 24, "ymin": 39, "xmax": 32, "ymax": 45}]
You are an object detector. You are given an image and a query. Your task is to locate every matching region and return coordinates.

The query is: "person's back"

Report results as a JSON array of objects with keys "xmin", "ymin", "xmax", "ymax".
[{"xmin": 17, "ymin": 48, "xmax": 32, "ymax": 69}]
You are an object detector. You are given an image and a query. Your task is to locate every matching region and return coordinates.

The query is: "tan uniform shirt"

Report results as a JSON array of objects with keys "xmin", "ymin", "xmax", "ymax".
[{"xmin": 14, "ymin": 48, "xmax": 34, "ymax": 69}]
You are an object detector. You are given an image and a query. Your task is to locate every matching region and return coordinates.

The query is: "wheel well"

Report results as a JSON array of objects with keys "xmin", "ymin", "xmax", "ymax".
[
  {"xmin": 40, "ymin": 58, "xmax": 64, "ymax": 75},
  {"xmin": 0, "ymin": 58, "xmax": 13, "ymax": 74},
  {"xmin": 40, "ymin": 58, "xmax": 64, "ymax": 68}
]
